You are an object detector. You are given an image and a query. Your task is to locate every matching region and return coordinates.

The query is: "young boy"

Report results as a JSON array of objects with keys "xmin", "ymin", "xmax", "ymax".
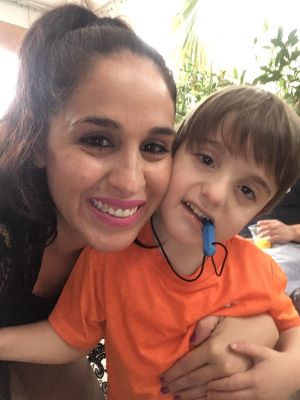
[{"xmin": 1, "ymin": 86, "xmax": 300, "ymax": 400}]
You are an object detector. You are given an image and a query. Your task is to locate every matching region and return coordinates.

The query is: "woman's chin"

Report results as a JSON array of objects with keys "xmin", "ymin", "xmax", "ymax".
[{"xmin": 88, "ymin": 231, "xmax": 139, "ymax": 253}]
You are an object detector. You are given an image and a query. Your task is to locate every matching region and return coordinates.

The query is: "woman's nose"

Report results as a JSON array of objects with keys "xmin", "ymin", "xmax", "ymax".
[{"xmin": 108, "ymin": 154, "xmax": 146, "ymax": 197}]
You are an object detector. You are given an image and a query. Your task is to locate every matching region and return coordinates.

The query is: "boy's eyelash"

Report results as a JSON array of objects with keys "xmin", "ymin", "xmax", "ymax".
[
  {"xmin": 196, "ymin": 152, "xmax": 214, "ymax": 166},
  {"xmin": 239, "ymin": 185, "xmax": 256, "ymax": 200}
]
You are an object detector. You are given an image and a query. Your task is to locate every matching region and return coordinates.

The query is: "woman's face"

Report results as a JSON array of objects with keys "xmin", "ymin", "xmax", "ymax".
[{"xmin": 37, "ymin": 52, "xmax": 175, "ymax": 252}]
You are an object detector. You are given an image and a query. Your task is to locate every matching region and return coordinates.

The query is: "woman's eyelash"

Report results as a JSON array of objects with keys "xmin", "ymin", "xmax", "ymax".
[
  {"xmin": 79, "ymin": 135, "xmax": 112, "ymax": 147},
  {"xmin": 142, "ymin": 142, "xmax": 169, "ymax": 154}
]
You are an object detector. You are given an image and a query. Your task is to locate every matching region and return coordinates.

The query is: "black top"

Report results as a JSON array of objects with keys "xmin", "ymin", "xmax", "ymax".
[
  {"xmin": 240, "ymin": 179, "xmax": 300, "ymax": 237},
  {"xmin": 0, "ymin": 208, "xmax": 107, "ymax": 398},
  {"xmin": 0, "ymin": 211, "xmax": 57, "ymax": 399}
]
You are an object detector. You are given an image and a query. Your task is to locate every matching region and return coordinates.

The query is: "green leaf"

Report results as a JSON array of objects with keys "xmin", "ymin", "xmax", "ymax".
[
  {"xmin": 277, "ymin": 26, "xmax": 283, "ymax": 42},
  {"xmin": 271, "ymin": 38, "xmax": 284, "ymax": 47},
  {"xmin": 287, "ymin": 29, "xmax": 298, "ymax": 46},
  {"xmin": 240, "ymin": 69, "xmax": 246, "ymax": 84}
]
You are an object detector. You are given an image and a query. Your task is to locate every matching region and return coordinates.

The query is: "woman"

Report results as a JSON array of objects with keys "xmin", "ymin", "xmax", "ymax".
[{"xmin": 0, "ymin": 4, "xmax": 277, "ymax": 399}]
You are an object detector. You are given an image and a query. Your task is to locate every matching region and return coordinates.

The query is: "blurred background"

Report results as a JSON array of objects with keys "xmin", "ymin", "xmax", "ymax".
[{"xmin": 0, "ymin": 0, "xmax": 299, "ymax": 122}]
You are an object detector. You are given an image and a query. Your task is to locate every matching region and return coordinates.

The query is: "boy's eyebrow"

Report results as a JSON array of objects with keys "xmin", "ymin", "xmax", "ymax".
[
  {"xmin": 73, "ymin": 116, "xmax": 176, "ymax": 136},
  {"xmin": 249, "ymin": 175, "xmax": 272, "ymax": 196}
]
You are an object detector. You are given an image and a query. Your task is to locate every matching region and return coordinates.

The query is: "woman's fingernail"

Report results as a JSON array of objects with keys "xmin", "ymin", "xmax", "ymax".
[
  {"xmin": 159, "ymin": 376, "xmax": 166, "ymax": 384},
  {"xmin": 160, "ymin": 386, "xmax": 169, "ymax": 394},
  {"xmin": 174, "ymin": 396, "xmax": 181, "ymax": 400},
  {"xmin": 189, "ymin": 332, "xmax": 196, "ymax": 343}
]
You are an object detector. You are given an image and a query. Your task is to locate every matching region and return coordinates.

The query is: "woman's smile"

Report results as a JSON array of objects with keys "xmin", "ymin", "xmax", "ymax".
[
  {"xmin": 89, "ymin": 197, "xmax": 145, "ymax": 228},
  {"xmin": 39, "ymin": 52, "xmax": 175, "ymax": 252}
]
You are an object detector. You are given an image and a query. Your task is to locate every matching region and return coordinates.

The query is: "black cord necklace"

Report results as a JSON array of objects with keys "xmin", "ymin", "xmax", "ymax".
[{"xmin": 150, "ymin": 217, "xmax": 228, "ymax": 283}]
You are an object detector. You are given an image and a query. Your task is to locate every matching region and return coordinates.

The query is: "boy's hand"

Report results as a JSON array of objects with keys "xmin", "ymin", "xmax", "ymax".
[{"xmin": 206, "ymin": 341, "xmax": 300, "ymax": 400}]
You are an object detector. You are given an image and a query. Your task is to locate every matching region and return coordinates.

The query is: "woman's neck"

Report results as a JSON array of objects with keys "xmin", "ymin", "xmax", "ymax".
[
  {"xmin": 54, "ymin": 217, "xmax": 88, "ymax": 254},
  {"xmin": 32, "ymin": 222, "xmax": 86, "ymax": 298}
]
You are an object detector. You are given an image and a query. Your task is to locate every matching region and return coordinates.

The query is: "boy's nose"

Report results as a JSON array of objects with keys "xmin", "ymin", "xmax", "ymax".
[
  {"xmin": 201, "ymin": 178, "xmax": 228, "ymax": 208},
  {"xmin": 108, "ymin": 155, "xmax": 146, "ymax": 197}
]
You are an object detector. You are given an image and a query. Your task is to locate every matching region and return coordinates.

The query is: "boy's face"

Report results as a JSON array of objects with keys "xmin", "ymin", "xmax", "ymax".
[{"xmin": 159, "ymin": 135, "xmax": 277, "ymax": 247}]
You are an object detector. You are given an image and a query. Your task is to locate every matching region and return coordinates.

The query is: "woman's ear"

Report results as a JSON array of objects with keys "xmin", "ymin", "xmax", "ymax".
[{"xmin": 32, "ymin": 145, "xmax": 46, "ymax": 168}]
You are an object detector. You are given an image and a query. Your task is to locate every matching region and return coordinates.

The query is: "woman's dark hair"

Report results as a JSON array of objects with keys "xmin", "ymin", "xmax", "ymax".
[{"xmin": 0, "ymin": 4, "xmax": 176, "ymax": 245}]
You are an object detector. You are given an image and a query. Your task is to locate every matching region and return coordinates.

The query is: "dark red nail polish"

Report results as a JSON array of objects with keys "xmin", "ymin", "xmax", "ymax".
[
  {"xmin": 160, "ymin": 386, "xmax": 169, "ymax": 394},
  {"xmin": 189, "ymin": 332, "xmax": 196, "ymax": 343}
]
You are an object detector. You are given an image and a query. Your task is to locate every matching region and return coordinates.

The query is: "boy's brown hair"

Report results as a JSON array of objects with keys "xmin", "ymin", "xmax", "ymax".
[{"xmin": 173, "ymin": 85, "xmax": 300, "ymax": 213}]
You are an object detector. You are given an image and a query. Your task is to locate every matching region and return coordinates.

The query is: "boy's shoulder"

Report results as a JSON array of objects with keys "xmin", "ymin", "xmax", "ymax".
[
  {"xmin": 228, "ymin": 235, "xmax": 272, "ymax": 260},
  {"xmin": 225, "ymin": 235, "xmax": 283, "ymax": 283}
]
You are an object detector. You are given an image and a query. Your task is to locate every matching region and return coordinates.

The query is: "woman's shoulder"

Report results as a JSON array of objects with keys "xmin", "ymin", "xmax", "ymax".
[
  {"xmin": 0, "ymin": 223, "xmax": 12, "ymax": 249},
  {"xmin": 0, "ymin": 209, "xmax": 21, "ymax": 245},
  {"xmin": 0, "ymin": 213, "xmax": 45, "ymax": 321}
]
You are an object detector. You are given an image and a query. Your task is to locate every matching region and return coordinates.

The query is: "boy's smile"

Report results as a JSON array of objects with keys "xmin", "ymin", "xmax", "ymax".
[{"xmin": 157, "ymin": 135, "xmax": 277, "ymax": 256}]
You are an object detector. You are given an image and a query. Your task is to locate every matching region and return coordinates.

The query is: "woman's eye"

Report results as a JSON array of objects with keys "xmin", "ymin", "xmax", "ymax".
[
  {"xmin": 239, "ymin": 185, "xmax": 256, "ymax": 200},
  {"xmin": 80, "ymin": 135, "xmax": 112, "ymax": 148},
  {"xmin": 141, "ymin": 142, "xmax": 169, "ymax": 154}
]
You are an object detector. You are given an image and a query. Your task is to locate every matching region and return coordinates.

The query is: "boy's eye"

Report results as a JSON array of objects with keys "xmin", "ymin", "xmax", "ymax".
[
  {"xmin": 198, "ymin": 153, "xmax": 214, "ymax": 166},
  {"xmin": 141, "ymin": 142, "xmax": 169, "ymax": 155},
  {"xmin": 80, "ymin": 135, "xmax": 112, "ymax": 148},
  {"xmin": 239, "ymin": 184, "xmax": 256, "ymax": 200}
]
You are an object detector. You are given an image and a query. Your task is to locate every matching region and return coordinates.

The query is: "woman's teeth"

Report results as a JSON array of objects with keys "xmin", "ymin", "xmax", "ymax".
[{"xmin": 91, "ymin": 199, "xmax": 138, "ymax": 218}]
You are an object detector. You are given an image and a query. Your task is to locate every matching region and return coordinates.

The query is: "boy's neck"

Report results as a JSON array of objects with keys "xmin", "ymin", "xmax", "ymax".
[{"xmin": 152, "ymin": 213, "xmax": 204, "ymax": 276}]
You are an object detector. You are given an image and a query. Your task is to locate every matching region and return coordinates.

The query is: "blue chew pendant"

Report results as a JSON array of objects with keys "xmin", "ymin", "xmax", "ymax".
[{"xmin": 202, "ymin": 218, "xmax": 215, "ymax": 256}]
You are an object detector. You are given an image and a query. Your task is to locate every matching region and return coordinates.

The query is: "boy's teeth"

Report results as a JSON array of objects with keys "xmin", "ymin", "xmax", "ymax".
[
  {"xmin": 185, "ymin": 202, "xmax": 206, "ymax": 220},
  {"xmin": 91, "ymin": 199, "xmax": 138, "ymax": 218}
]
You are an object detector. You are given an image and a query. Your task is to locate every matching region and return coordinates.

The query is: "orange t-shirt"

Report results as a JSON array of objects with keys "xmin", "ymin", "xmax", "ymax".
[{"xmin": 49, "ymin": 223, "xmax": 300, "ymax": 399}]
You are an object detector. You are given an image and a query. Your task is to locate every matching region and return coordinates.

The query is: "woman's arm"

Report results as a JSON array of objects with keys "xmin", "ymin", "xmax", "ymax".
[
  {"xmin": 160, "ymin": 315, "xmax": 278, "ymax": 399},
  {"xmin": 0, "ymin": 321, "xmax": 86, "ymax": 364}
]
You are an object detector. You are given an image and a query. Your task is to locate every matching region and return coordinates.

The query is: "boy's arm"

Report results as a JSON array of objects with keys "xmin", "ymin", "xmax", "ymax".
[
  {"xmin": 276, "ymin": 324, "xmax": 300, "ymax": 352},
  {"xmin": 0, "ymin": 320, "xmax": 87, "ymax": 364}
]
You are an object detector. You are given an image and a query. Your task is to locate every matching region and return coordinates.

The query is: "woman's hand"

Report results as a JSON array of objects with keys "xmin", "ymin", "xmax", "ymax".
[
  {"xmin": 206, "ymin": 341, "xmax": 300, "ymax": 400},
  {"xmin": 159, "ymin": 315, "xmax": 278, "ymax": 399}
]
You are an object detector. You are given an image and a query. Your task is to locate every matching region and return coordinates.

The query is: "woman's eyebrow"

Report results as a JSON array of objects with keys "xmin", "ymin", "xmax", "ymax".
[
  {"xmin": 73, "ymin": 116, "xmax": 176, "ymax": 136},
  {"xmin": 149, "ymin": 127, "xmax": 176, "ymax": 136},
  {"xmin": 74, "ymin": 116, "xmax": 120, "ymax": 129}
]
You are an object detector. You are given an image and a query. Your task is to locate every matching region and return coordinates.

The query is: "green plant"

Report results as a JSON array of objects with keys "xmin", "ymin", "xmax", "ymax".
[
  {"xmin": 253, "ymin": 27, "xmax": 300, "ymax": 115},
  {"xmin": 174, "ymin": 11, "xmax": 300, "ymax": 123},
  {"xmin": 176, "ymin": 63, "xmax": 245, "ymax": 124},
  {"xmin": 172, "ymin": 0, "xmax": 207, "ymax": 71}
]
